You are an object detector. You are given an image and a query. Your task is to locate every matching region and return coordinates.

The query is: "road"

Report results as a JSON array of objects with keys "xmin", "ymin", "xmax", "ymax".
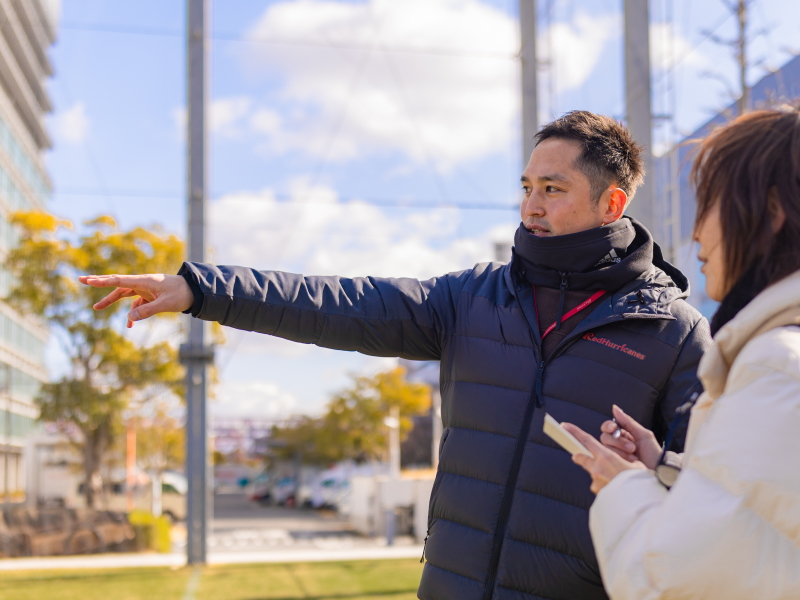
[
  {"xmin": 206, "ymin": 493, "xmax": 360, "ymax": 553},
  {"xmin": 169, "ymin": 492, "xmax": 416, "ymax": 554}
]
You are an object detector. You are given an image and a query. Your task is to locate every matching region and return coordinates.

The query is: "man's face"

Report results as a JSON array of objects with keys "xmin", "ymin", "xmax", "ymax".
[{"xmin": 520, "ymin": 138, "xmax": 612, "ymax": 237}]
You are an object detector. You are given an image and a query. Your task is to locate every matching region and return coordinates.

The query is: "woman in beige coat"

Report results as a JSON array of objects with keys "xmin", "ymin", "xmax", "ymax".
[{"xmin": 563, "ymin": 106, "xmax": 800, "ymax": 600}]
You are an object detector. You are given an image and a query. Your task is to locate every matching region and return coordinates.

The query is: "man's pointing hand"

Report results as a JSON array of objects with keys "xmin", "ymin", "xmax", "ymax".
[{"xmin": 79, "ymin": 274, "xmax": 194, "ymax": 328}]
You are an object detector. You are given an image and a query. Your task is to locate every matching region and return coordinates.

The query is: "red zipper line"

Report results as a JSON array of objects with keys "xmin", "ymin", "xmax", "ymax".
[{"xmin": 534, "ymin": 288, "xmax": 606, "ymax": 340}]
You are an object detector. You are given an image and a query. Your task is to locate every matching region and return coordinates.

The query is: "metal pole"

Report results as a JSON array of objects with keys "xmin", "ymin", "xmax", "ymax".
[
  {"xmin": 181, "ymin": 0, "xmax": 214, "ymax": 566},
  {"xmin": 519, "ymin": 0, "xmax": 539, "ymax": 167},
  {"xmin": 736, "ymin": 0, "xmax": 748, "ymax": 116},
  {"xmin": 624, "ymin": 0, "xmax": 655, "ymax": 231},
  {"xmin": 387, "ymin": 406, "xmax": 400, "ymax": 479}
]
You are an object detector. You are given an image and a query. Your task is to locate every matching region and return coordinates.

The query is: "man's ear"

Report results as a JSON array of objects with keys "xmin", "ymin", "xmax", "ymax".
[{"xmin": 601, "ymin": 188, "xmax": 628, "ymax": 225}]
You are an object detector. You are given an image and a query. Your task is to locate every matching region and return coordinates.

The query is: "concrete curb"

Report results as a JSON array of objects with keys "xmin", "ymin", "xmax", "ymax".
[{"xmin": 0, "ymin": 545, "xmax": 425, "ymax": 571}]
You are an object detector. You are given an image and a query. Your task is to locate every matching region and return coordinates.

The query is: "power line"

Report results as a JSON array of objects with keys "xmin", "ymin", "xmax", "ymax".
[
  {"xmin": 53, "ymin": 188, "xmax": 519, "ymax": 211},
  {"xmin": 58, "ymin": 21, "xmax": 517, "ymax": 60}
]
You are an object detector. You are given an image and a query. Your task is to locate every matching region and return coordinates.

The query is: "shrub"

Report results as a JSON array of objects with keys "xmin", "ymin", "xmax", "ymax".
[{"xmin": 128, "ymin": 511, "xmax": 171, "ymax": 553}]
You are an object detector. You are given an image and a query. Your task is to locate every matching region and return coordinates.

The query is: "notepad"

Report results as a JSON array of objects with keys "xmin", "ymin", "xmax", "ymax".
[{"xmin": 543, "ymin": 413, "xmax": 594, "ymax": 458}]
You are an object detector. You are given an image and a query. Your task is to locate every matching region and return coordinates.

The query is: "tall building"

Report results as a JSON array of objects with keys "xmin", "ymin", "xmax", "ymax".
[
  {"xmin": 655, "ymin": 53, "xmax": 800, "ymax": 318},
  {"xmin": 0, "ymin": 0, "xmax": 57, "ymax": 502}
]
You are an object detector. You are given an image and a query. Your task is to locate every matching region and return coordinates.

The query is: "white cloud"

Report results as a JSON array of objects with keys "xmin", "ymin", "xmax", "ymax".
[
  {"xmin": 172, "ymin": 97, "xmax": 256, "ymax": 139},
  {"xmin": 171, "ymin": 106, "xmax": 186, "ymax": 139},
  {"xmin": 650, "ymin": 22, "xmax": 709, "ymax": 72},
  {"xmin": 53, "ymin": 102, "xmax": 89, "ymax": 144},
  {"xmin": 207, "ymin": 186, "xmax": 518, "ymax": 414},
  {"xmin": 211, "ymin": 96, "xmax": 253, "ymax": 137},
  {"xmin": 239, "ymin": 0, "xmax": 520, "ymax": 169},
  {"xmin": 210, "ymin": 181, "xmax": 511, "ymax": 281},
  {"xmin": 212, "ymin": 380, "xmax": 298, "ymax": 418},
  {"xmin": 538, "ymin": 12, "xmax": 618, "ymax": 95}
]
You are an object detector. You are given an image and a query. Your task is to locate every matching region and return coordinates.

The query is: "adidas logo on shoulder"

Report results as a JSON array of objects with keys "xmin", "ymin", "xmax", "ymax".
[{"xmin": 595, "ymin": 249, "xmax": 622, "ymax": 266}]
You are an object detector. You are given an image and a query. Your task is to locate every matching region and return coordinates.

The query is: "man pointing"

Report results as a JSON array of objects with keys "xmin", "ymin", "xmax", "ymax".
[{"xmin": 83, "ymin": 111, "xmax": 709, "ymax": 600}]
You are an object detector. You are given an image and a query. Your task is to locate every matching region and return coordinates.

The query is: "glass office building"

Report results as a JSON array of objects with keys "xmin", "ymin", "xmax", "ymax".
[
  {"xmin": 654, "ymin": 53, "xmax": 800, "ymax": 318},
  {"xmin": 0, "ymin": 0, "xmax": 57, "ymax": 502}
]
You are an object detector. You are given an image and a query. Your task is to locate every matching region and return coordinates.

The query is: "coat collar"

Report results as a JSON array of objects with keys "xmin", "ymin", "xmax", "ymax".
[
  {"xmin": 503, "ymin": 241, "xmax": 689, "ymax": 323},
  {"xmin": 699, "ymin": 269, "xmax": 800, "ymax": 399}
]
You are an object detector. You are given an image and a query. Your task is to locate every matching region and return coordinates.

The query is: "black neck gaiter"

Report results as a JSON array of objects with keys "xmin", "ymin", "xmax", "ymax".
[
  {"xmin": 513, "ymin": 217, "xmax": 653, "ymax": 291},
  {"xmin": 710, "ymin": 266, "xmax": 769, "ymax": 336}
]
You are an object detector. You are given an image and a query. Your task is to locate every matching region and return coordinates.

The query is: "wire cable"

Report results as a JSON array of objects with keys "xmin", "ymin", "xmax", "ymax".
[
  {"xmin": 53, "ymin": 188, "xmax": 519, "ymax": 212},
  {"xmin": 58, "ymin": 21, "xmax": 517, "ymax": 60}
]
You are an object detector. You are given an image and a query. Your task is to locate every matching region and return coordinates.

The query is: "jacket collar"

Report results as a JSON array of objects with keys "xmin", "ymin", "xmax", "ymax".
[
  {"xmin": 503, "ymin": 241, "xmax": 688, "ymax": 358},
  {"xmin": 699, "ymin": 269, "xmax": 800, "ymax": 399},
  {"xmin": 503, "ymin": 229, "xmax": 690, "ymax": 322}
]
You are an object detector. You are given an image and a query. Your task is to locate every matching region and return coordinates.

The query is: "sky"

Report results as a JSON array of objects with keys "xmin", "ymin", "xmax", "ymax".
[{"xmin": 45, "ymin": 0, "xmax": 800, "ymax": 419}]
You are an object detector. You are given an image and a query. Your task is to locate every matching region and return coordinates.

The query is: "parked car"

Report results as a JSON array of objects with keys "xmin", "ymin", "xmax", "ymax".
[
  {"xmin": 245, "ymin": 471, "xmax": 271, "ymax": 503},
  {"xmin": 271, "ymin": 477, "xmax": 297, "ymax": 506}
]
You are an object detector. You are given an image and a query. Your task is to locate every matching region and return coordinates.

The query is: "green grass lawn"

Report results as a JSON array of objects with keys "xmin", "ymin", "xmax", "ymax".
[{"xmin": 0, "ymin": 559, "xmax": 423, "ymax": 600}]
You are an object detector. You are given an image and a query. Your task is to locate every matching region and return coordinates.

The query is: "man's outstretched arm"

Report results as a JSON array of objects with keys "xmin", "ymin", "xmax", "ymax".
[{"xmin": 81, "ymin": 262, "xmax": 469, "ymax": 361}]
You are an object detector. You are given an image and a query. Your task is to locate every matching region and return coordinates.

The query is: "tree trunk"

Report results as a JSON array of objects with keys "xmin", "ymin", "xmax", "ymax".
[
  {"xmin": 82, "ymin": 424, "xmax": 109, "ymax": 509},
  {"xmin": 83, "ymin": 431, "xmax": 99, "ymax": 509}
]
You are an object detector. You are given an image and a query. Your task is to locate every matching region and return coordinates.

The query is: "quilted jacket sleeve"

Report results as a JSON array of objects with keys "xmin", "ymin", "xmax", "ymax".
[
  {"xmin": 178, "ymin": 262, "xmax": 471, "ymax": 361},
  {"xmin": 588, "ymin": 328, "xmax": 800, "ymax": 600},
  {"xmin": 652, "ymin": 317, "xmax": 712, "ymax": 446}
]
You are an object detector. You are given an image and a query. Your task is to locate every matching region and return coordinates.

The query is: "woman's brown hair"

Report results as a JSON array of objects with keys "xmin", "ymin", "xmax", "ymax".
[{"xmin": 692, "ymin": 105, "xmax": 800, "ymax": 291}]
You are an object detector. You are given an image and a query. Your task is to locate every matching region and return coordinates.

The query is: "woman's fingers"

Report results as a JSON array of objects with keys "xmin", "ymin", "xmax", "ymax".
[
  {"xmin": 565, "ymin": 421, "xmax": 648, "ymax": 495},
  {"xmin": 562, "ymin": 423, "xmax": 607, "ymax": 455},
  {"xmin": 600, "ymin": 432, "xmax": 637, "ymax": 459},
  {"xmin": 611, "ymin": 405, "xmax": 650, "ymax": 439},
  {"xmin": 572, "ymin": 452, "xmax": 592, "ymax": 470}
]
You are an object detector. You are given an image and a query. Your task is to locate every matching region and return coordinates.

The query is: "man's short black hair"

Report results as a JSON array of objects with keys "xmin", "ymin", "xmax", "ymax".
[{"xmin": 535, "ymin": 111, "xmax": 645, "ymax": 204}]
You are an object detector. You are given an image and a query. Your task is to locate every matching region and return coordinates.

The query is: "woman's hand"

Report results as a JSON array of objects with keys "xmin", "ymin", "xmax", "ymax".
[
  {"xmin": 599, "ymin": 405, "xmax": 662, "ymax": 470},
  {"xmin": 79, "ymin": 274, "xmax": 194, "ymax": 328},
  {"xmin": 561, "ymin": 422, "xmax": 647, "ymax": 494}
]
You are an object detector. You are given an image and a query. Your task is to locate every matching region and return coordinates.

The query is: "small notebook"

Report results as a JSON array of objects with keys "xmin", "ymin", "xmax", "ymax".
[{"xmin": 543, "ymin": 413, "xmax": 594, "ymax": 458}]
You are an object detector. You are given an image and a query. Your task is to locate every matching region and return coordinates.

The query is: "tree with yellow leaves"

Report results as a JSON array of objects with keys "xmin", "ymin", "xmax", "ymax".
[
  {"xmin": 5, "ymin": 212, "xmax": 185, "ymax": 508},
  {"xmin": 271, "ymin": 366, "xmax": 431, "ymax": 465}
]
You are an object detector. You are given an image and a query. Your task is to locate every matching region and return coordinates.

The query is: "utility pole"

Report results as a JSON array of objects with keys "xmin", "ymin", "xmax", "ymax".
[
  {"xmin": 386, "ymin": 406, "xmax": 401, "ymax": 479},
  {"xmin": 736, "ymin": 0, "xmax": 749, "ymax": 115},
  {"xmin": 519, "ymin": 0, "xmax": 539, "ymax": 167},
  {"xmin": 624, "ymin": 0, "xmax": 655, "ymax": 231},
  {"xmin": 704, "ymin": 0, "xmax": 752, "ymax": 116},
  {"xmin": 180, "ymin": 0, "xmax": 214, "ymax": 566}
]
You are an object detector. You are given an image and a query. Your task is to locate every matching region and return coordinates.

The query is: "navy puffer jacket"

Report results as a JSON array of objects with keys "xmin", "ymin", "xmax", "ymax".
[{"xmin": 180, "ymin": 241, "xmax": 709, "ymax": 600}]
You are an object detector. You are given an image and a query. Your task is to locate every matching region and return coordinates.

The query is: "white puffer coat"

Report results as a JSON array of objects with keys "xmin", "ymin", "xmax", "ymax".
[{"xmin": 589, "ymin": 269, "xmax": 800, "ymax": 600}]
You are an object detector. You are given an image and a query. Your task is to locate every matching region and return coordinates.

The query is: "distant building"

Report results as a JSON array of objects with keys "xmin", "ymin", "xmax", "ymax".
[
  {"xmin": 211, "ymin": 417, "xmax": 277, "ymax": 460},
  {"xmin": 0, "ymin": 0, "xmax": 57, "ymax": 502},
  {"xmin": 655, "ymin": 54, "xmax": 800, "ymax": 317}
]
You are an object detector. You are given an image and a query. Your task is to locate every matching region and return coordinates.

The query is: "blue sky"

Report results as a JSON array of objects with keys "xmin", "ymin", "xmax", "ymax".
[{"xmin": 46, "ymin": 0, "xmax": 800, "ymax": 418}]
